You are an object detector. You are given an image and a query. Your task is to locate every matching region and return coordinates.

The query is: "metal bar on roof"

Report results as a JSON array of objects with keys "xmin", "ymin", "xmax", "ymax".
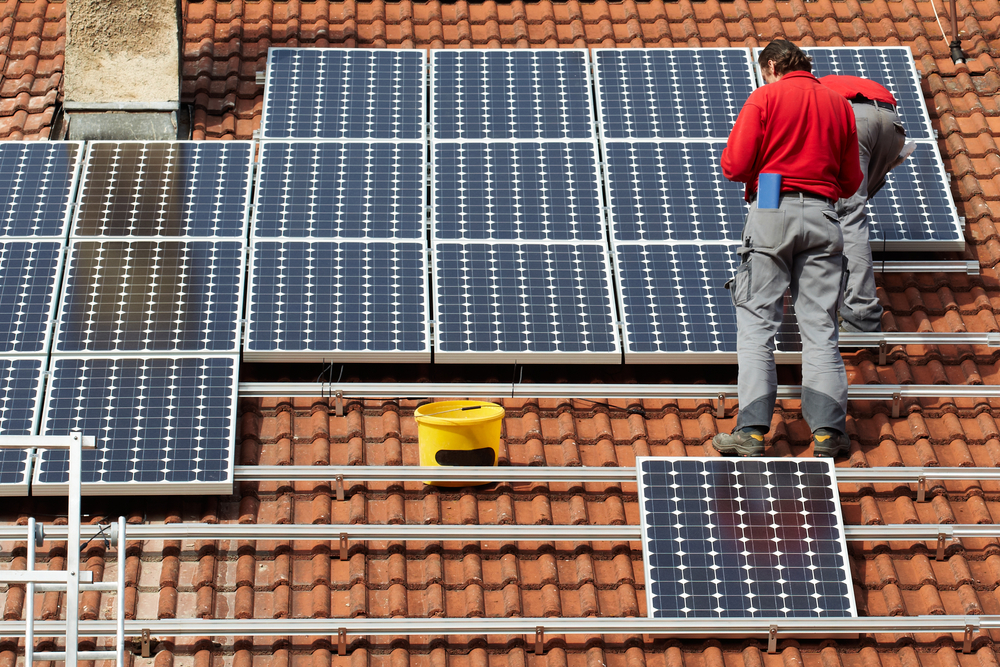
[
  {"xmin": 0, "ymin": 615, "xmax": 994, "ymax": 639},
  {"xmin": 875, "ymin": 260, "xmax": 979, "ymax": 275},
  {"xmin": 0, "ymin": 522, "xmax": 992, "ymax": 544},
  {"xmin": 236, "ymin": 381, "xmax": 1000, "ymax": 400}
]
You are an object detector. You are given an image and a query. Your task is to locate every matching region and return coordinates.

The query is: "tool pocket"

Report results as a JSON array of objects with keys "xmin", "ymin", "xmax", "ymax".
[
  {"xmin": 745, "ymin": 208, "xmax": 786, "ymax": 249},
  {"xmin": 726, "ymin": 256, "xmax": 753, "ymax": 306}
]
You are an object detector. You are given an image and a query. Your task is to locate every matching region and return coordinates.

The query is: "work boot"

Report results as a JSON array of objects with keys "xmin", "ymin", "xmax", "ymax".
[
  {"xmin": 712, "ymin": 427, "xmax": 765, "ymax": 457},
  {"xmin": 812, "ymin": 428, "xmax": 850, "ymax": 457}
]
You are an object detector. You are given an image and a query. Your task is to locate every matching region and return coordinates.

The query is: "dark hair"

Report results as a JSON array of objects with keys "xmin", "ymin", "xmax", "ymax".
[{"xmin": 758, "ymin": 40, "xmax": 812, "ymax": 76}]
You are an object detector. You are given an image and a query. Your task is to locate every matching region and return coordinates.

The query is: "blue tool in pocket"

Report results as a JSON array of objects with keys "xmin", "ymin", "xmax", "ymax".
[{"xmin": 757, "ymin": 172, "xmax": 782, "ymax": 209}]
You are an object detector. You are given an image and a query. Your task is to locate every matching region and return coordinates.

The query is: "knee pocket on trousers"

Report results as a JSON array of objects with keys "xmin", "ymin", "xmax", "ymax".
[{"xmin": 727, "ymin": 259, "xmax": 753, "ymax": 306}]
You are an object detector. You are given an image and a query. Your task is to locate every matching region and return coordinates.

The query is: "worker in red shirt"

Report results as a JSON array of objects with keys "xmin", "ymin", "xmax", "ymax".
[
  {"xmin": 821, "ymin": 75, "xmax": 907, "ymax": 333},
  {"xmin": 714, "ymin": 40, "xmax": 863, "ymax": 458}
]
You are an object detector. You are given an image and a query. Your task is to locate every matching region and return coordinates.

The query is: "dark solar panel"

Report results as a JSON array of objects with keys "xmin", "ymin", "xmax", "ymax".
[
  {"xmin": 433, "ymin": 242, "xmax": 620, "ymax": 362},
  {"xmin": 73, "ymin": 141, "xmax": 253, "ymax": 238},
  {"xmin": 261, "ymin": 48, "xmax": 425, "ymax": 140},
  {"xmin": 431, "ymin": 49, "xmax": 594, "ymax": 140},
  {"xmin": 0, "ymin": 357, "xmax": 44, "ymax": 496},
  {"xmin": 245, "ymin": 241, "xmax": 430, "ymax": 362},
  {"xmin": 866, "ymin": 142, "xmax": 963, "ymax": 250},
  {"xmin": 433, "ymin": 141, "xmax": 604, "ymax": 241},
  {"xmin": 604, "ymin": 141, "xmax": 746, "ymax": 242},
  {"xmin": 638, "ymin": 457, "xmax": 856, "ymax": 618},
  {"xmin": 35, "ymin": 356, "xmax": 237, "ymax": 495},
  {"xmin": 55, "ymin": 241, "xmax": 244, "ymax": 354},
  {"xmin": 0, "ymin": 142, "xmax": 81, "ymax": 238},
  {"xmin": 0, "ymin": 241, "xmax": 62, "ymax": 355},
  {"xmin": 594, "ymin": 48, "xmax": 756, "ymax": 140},
  {"xmin": 804, "ymin": 46, "xmax": 934, "ymax": 141},
  {"xmin": 254, "ymin": 141, "xmax": 425, "ymax": 239}
]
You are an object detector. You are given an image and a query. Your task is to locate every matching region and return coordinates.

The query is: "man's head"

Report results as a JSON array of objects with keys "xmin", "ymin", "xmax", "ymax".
[{"xmin": 758, "ymin": 40, "xmax": 812, "ymax": 84}]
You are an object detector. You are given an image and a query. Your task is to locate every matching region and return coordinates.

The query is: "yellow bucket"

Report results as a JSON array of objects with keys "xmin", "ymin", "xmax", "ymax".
[{"xmin": 415, "ymin": 400, "xmax": 505, "ymax": 487}]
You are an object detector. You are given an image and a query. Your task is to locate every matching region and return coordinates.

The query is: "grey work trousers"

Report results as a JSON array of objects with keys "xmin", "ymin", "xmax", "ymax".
[
  {"xmin": 835, "ymin": 102, "xmax": 906, "ymax": 332},
  {"xmin": 731, "ymin": 194, "xmax": 848, "ymax": 435}
]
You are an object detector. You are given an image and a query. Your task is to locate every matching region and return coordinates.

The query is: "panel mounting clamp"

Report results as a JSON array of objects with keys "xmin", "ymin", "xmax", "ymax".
[
  {"xmin": 879, "ymin": 340, "xmax": 888, "ymax": 366},
  {"xmin": 716, "ymin": 393, "xmax": 726, "ymax": 419},
  {"xmin": 767, "ymin": 625, "xmax": 778, "ymax": 654},
  {"xmin": 338, "ymin": 627, "xmax": 348, "ymax": 656},
  {"xmin": 963, "ymin": 617, "xmax": 976, "ymax": 653},
  {"xmin": 335, "ymin": 475, "xmax": 345, "ymax": 501},
  {"xmin": 936, "ymin": 532, "xmax": 947, "ymax": 561},
  {"xmin": 141, "ymin": 629, "xmax": 151, "ymax": 658},
  {"xmin": 891, "ymin": 392, "xmax": 901, "ymax": 419},
  {"xmin": 335, "ymin": 391, "xmax": 344, "ymax": 418},
  {"xmin": 916, "ymin": 476, "xmax": 926, "ymax": 503},
  {"xmin": 339, "ymin": 533, "xmax": 349, "ymax": 561},
  {"xmin": 534, "ymin": 626, "xmax": 545, "ymax": 655}
]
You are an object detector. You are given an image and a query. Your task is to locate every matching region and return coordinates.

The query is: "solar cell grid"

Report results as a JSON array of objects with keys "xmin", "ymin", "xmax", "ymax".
[
  {"xmin": 262, "ymin": 49, "xmax": 425, "ymax": 140},
  {"xmin": 433, "ymin": 242, "xmax": 620, "ymax": 363},
  {"xmin": 55, "ymin": 241, "xmax": 244, "ymax": 354},
  {"xmin": 254, "ymin": 141, "xmax": 425, "ymax": 239},
  {"xmin": 594, "ymin": 48, "xmax": 756, "ymax": 140},
  {"xmin": 433, "ymin": 141, "xmax": 604, "ymax": 241},
  {"xmin": 604, "ymin": 141, "xmax": 746, "ymax": 242},
  {"xmin": 431, "ymin": 49, "xmax": 595, "ymax": 140},
  {"xmin": 0, "ymin": 357, "xmax": 44, "ymax": 496},
  {"xmin": 245, "ymin": 240, "xmax": 430, "ymax": 362},
  {"xmin": 0, "ymin": 241, "xmax": 62, "ymax": 355},
  {"xmin": 35, "ymin": 356, "xmax": 238, "ymax": 495},
  {"xmin": 74, "ymin": 141, "xmax": 253, "ymax": 238},
  {"xmin": 0, "ymin": 142, "xmax": 82, "ymax": 238},
  {"xmin": 638, "ymin": 457, "xmax": 856, "ymax": 618}
]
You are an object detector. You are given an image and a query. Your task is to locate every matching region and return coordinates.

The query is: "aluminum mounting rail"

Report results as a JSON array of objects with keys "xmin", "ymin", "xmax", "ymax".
[{"xmin": 874, "ymin": 260, "xmax": 980, "ymax": 275}]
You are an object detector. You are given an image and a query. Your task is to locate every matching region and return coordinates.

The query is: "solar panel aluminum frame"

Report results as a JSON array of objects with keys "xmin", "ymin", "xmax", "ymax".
[
  {"xmin": 429, "ymin": 139, "xmax": 608, "ymax": 244},
  {"xmin": 431, "ymin": 240, "xmax": 623, "ymax": 364},
  {"xmin": 611, "ymin": 240, "xmax": 803, "ymax": 365},
  {"xmin": 260, "ymin": 48, "xmax": 427, "ymax": 142},
  {"xmin": 243, "ymin": 238, "xmax": 432, "ymax": 363},
  {"xmin": 51, "ymin": 239, "xmax": 248, "ymax": 357},
  {"xmin": 32, "ymin": 354, "xmax": 239, "ymax": 496},
  {"xmin": 251, "ymin": 139, "xmax": 428, "ymax": 240},
  {"xmin": 635, "ymin": 456, "xmax": 858, "ymax": 620},
  {"xmin": 429, "ymin": 48, "xmax": 598, "ymax": 142},
  {"xmin": 0, "ymin": 240, "xmax": 66, "ymax": 358},
  {"xmin": 71, "ymin": 140, "xmax": 255, "ymax": 240},
  {"xmin": 592, "ymin": 47, "xmax": 758, "ymax": 142},
  {"xmin": 0, "ymin": 356, "xmax": 47, "ymax": 496},
  {"xmin": 0, "ymin": 141, "xmax": 84, "ymax": 240}
]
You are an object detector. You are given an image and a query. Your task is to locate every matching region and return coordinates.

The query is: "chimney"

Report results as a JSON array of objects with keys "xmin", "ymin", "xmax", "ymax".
[{"xmin": 63, "ymin": 0, "xmax": 183, "ymax": 140}]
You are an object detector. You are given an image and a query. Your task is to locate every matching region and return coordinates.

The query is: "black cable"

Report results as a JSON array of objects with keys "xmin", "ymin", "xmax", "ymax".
[{"xmin": 80, "ymin": 523, "xmax": 110, "ymax": 553}]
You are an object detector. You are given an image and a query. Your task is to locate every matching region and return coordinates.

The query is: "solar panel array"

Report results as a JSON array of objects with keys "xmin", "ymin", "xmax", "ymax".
[{"xmin": 637, "ymin": 457, "xmax": 856, "ymax": 618}]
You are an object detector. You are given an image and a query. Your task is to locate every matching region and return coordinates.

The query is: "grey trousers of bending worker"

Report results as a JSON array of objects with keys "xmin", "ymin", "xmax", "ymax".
[
  {"xmin": 731, "ymin": 194, "xmax": 848, "ymax": 435},
  {"xmin": 835, "ymin": 101, "xmax": 906, "ymax": 332}
]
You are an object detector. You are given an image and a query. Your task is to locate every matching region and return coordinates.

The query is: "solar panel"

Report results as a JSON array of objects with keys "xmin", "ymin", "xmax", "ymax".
[
  {"xmin": 431, "ymin": 49, "xmax": 595, "ymax": 140},
  {"xmin": 0, "ymin": 142, "xmax": 82, "ymax": 238},
  {"xmin": 253, "ymin": 141, "xmax": 425, "ymax": 239},
  {"xmin": 433, "ymin": 242, "xmax": 620, "ymax": 363},
  {"xmin": 432, "ymin": 141, "xmax": 605, "ymax": 241},
  {"xmin": 0, "ymin": 357, "xmax": 45, "ymax": 497},
  {"xmin": 802, "ymin": 47, "xmax": 935, "ymax": 141},
  {"xmin": 245, "ymin": 241, "xmax": 430, "ymax": 362},
  {"xmin": 54, "ymin": 241, "xmax": 245, "ymax": 354},
  {"xmin": 615, "ymin": 243, "xmax": 801, "ymax": 363},
  {"xmin": 637, "ymin": 457, "xmax": 856, "ymax": 618},
  {"xmin": 593, "ymin": 48, "xmax": 756, "ymax": 140},
  {"xmin": 34, "ymin": 356, "xmax": 238, "ymax": 495},
  {"xmin": 0, "ymin": 241, "xmax": 63, "ymax": 355},
  {"xmin": 604, "ymin": 141, "xmax": 746, "ymax": 242},
  {"xmin": 261, "ymin": 48, "xmax": 425, "ymax": 140},
  {"xmin": 73, "ymin": 141, "xmax": 254, "ymax": 238},
  {"xmin": 866, "ymin": 142, "xmax": 963, "ymax": 251}
]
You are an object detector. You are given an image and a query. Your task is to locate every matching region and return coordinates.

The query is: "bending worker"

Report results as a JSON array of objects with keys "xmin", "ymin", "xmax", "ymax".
[
  {"xmin": 714, "ymin": 40, "xmax": 863, "ymax": 458},
  {"xmin": 821, "ymin": 74, "xmax": 907, "ymax": 333}
]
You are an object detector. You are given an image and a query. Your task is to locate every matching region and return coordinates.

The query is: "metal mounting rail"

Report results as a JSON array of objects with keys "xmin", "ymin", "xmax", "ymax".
[
  {"xmin": 839, "ymin": 331, "xmax": 1000, "ymax": 348},
  {"xmin": 875, "ymin": 260, "xmax": 980, "ymax": 275}
]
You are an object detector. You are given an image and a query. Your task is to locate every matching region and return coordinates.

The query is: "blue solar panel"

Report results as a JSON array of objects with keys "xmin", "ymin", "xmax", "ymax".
[
  {"xmin": 35, "ymin": 356, "xmax": 237, "ymax": 495},
  {"xmin": 433, "ymin": 242, "xmax": 620, "ymax": 363},
  {"xmin": 0, "ymin": 241, "xmax": 61, "ymax": 355},
  {"xmin": 55, "ymin": 241, "xmax": 244, "ymax": 354},
  {"xmin": 433, "ymin": 141, "xmax": 604, "ymax": 241},
  {"xmin": 866, "ymin": 142, "xmax": 963, "ymax": 251},
  {"xmin": 594, "ymin": 48, "xmax": 756, "ymax": 140},
  {"xmin": 605, "ymin": 141, "xmax": 746, "ymax": 242},
  {"xmin": 254, "ymin": 141, "xmax": 425, "ymax": 239},
  {"xmin": 74, "ymin": 141, "xmax": 253, "ymax": 238},
  {"xmin": 246, "ymin": 241, "xmax": 430, "ymax": 362},
  {"xmin": 431, "ymin": 49, "xmax": 594, "ymax": 140},
  {"xmin": 0, "ymin": 142, "xmax": 81, "ymax": 238},
  {"xmin": 0, "ymin": 357, "xmax": 44, "ymax": 496},
  {"xmin": 262, "ymin": 49, "xmax": 425, "ymax": 140},
  {"xmin": 638, "ymin": 457, "xmax": 856, "ymax": 618},
  {"xmin": 615, "ymin": 243, "xmax": 800, "ymax": 362},
  {"xmin": 803, "ymin": 47, "xmax": 934, "ymax": 141}
]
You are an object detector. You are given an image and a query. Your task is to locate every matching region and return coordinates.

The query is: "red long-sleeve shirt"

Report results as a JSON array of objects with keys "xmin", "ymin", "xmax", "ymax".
[
  {"xmin": 820, "ymin": 75, "xmax": 897, "ymax": 106},
  {"xmin": 721, "ymin": 71, "xmax": 863, "ymax": 202}
]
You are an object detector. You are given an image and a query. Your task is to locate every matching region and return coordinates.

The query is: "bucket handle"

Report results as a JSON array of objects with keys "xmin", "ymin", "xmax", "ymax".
[{"xmin": 423, "ymin": 405, "xmax": 483, "ymax": 417}]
